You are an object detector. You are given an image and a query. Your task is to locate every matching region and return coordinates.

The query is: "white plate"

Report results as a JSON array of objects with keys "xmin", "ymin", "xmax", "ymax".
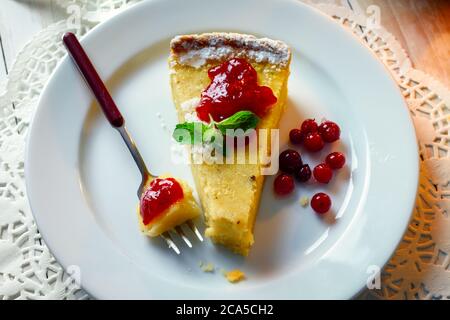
[{"xmin": 26, "ymin": 0, "xmax": 418, "ymax": 299}]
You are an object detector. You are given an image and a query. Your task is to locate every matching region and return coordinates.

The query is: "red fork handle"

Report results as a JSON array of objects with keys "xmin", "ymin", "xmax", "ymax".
[{"xmin": 62, "ymin": 32, "xmax": 124, "ymax": 128}]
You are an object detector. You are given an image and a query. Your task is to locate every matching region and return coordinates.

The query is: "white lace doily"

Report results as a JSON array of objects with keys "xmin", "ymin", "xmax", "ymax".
[{"xmin": 0, "ymin": 1, "xmax": 449, "ymax": 300}]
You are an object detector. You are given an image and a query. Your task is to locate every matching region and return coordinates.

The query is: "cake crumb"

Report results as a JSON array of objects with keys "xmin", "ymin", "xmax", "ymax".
[
  {"xmin": 224, "ymin": 269, "xmax": 246, "ymax": 283},
  {"xmin": 201, "ymin": 262, "xmax": 215, "ymax": 273},
  {"xmin": 300, "ymin": 196, "xmax": 309, "ymax": 207}
]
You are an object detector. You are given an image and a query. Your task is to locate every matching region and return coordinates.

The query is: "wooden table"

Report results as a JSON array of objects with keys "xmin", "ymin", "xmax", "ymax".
[
  {"xmin": 347, "ymin": 0, "xmax": 450, "ymax": 88},
  {"xmin": 1, "ymin": 0, "xmax": 449, "ymax": 87}
]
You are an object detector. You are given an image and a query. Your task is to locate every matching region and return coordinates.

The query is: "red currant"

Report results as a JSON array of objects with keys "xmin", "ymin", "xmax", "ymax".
[
  {"xmin": 301, "ymin": 119, "xmax": 318, "ymax": 135},
  {"xmin": 311, "ymin": 193, "xmax": 332, "ymax": 214},
  {"xmin": 279, "ymin": 149, "xmax": 302, "ymax": 173},
  {"xmin": 273, "ymin": 174, "xmax": 295, "ymax": 196},
  {"xmin": 303, "ymin": 132, "xmax": 325, "ymax": 152},
  {"xmin": 313, "ymin": 163, "xmax": 333, "ymax": 183},
  {"xmin": 326, "ymin": 152, "xmax": 346, "ymax": 169},
  {"xmin": 319, "ymin": 121, "xmax": 341, "ymax": 143},
  {"xmin": 296, "ymin": 164, "xmax": 312, "ymax": 182},
  {"xmin": 289, "ymin": 128, "xmax": 303, "ymax": 145}
]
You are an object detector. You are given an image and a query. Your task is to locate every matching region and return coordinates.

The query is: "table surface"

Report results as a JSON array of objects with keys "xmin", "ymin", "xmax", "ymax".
[{"xmin": 1, "ymin": 0, "xmax": 449, "ymax": 88}]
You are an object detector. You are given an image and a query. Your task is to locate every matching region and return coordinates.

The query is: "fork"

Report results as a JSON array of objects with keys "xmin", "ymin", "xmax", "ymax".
[{"xmin": 62, "ymin": 32, "xmax": 203, "ymax": 254}]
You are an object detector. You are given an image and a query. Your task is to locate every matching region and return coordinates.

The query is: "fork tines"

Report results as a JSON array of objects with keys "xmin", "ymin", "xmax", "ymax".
[{"xmin": 161, "ymin": 221, "xmax": 203, "ymax": 254}]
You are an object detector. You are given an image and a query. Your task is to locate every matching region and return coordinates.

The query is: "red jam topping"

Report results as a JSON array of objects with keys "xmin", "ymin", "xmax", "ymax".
[
  {"xmin": 196, "ymin": 58, "xmax": 277, "ymax": 122},
  {"xmin": 140, "ymin": 178, "xmax": 184, "ymax": 225}
]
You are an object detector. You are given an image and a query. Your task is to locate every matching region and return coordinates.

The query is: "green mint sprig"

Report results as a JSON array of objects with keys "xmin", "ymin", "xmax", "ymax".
[
  {"xmin": 172, "ymin": 122, "xmax": 210, "ymax": 145},
  {"xmin": 172, "ymin": 111, "xmax": 260, "ymax": 145},
  {"xmin": 215, "ymin": 111, "xmax": 260, "ymax": 134}
]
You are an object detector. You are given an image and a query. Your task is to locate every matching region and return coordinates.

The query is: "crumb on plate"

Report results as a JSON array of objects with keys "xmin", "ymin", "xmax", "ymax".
[
  {"xmin": 300, "ymin": 196, "xmax": 309, "ymax": 207},
  {"xmin": 224, "ymin": 269, "xmax": 246, "ymax": 283},
  {"xmin": 201, "ymin": 262, "xmax": 215, "ymax": 273}
]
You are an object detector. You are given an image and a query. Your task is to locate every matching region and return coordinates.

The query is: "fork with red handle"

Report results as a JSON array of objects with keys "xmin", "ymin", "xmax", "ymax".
[{"xmin": 62, "ymin": 32, "xmax": 203, "ymax": 254}]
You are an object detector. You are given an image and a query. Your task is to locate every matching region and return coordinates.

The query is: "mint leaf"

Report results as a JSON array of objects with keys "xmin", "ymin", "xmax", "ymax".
[
  {"xmin": 172, "ymin": 111, "xmax": 259, "ymax": 147},
  {"xmin": 216, "ymin": 111, "xmax": 260, "ymax": 134},
  {"xmin": 173, "ymin": 122, "xmax": 209, "ymax": 144}
]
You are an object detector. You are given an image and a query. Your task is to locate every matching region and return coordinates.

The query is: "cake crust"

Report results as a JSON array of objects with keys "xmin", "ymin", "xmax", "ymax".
[{"xmin": 170, "ymin": 32, "xmax": 290, "ymax": 68}]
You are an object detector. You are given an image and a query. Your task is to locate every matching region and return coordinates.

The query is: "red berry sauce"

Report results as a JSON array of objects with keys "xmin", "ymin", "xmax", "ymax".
[
  {"xmin": 140, "ymin": 178, "xmax": 184, "ymax": 225},
  {"xmin": 196, "ymin": 58, "xmax": 277, "ymax": 122}
]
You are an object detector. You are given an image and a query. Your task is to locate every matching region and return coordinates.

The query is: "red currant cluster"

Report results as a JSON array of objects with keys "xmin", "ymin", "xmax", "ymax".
[{"xmin": 273, "ymin": 119, "xmax": 346, "ymax": 215}]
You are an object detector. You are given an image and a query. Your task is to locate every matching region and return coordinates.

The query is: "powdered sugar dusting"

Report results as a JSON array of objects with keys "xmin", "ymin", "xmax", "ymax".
[
  {"xmin": 184, "ymin": 111, "xmax": 199, "ymax": 122},
  {"xmin": 180, "ymin": 97, "xmax": 200, "ymax": 112},
  {"xmin": 177, "ymin": 98, "xmax": 220, "ymax": 163},
  {"xmin": 178, "ymin": 46, "xmax": 234, "ymax": 68},
  {"xmin": 180, "ymin": 98, "xmax": 201, "ymax": 122}
]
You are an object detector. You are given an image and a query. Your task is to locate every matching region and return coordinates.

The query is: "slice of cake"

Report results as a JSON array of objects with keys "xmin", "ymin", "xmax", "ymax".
[
  {"xmin": 169, "ymin": 33, "xmax": 291, "ymax": 255},
  {"xmin": 138, "ymin": 175, "xmax": 200, "ymax": 237}
]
